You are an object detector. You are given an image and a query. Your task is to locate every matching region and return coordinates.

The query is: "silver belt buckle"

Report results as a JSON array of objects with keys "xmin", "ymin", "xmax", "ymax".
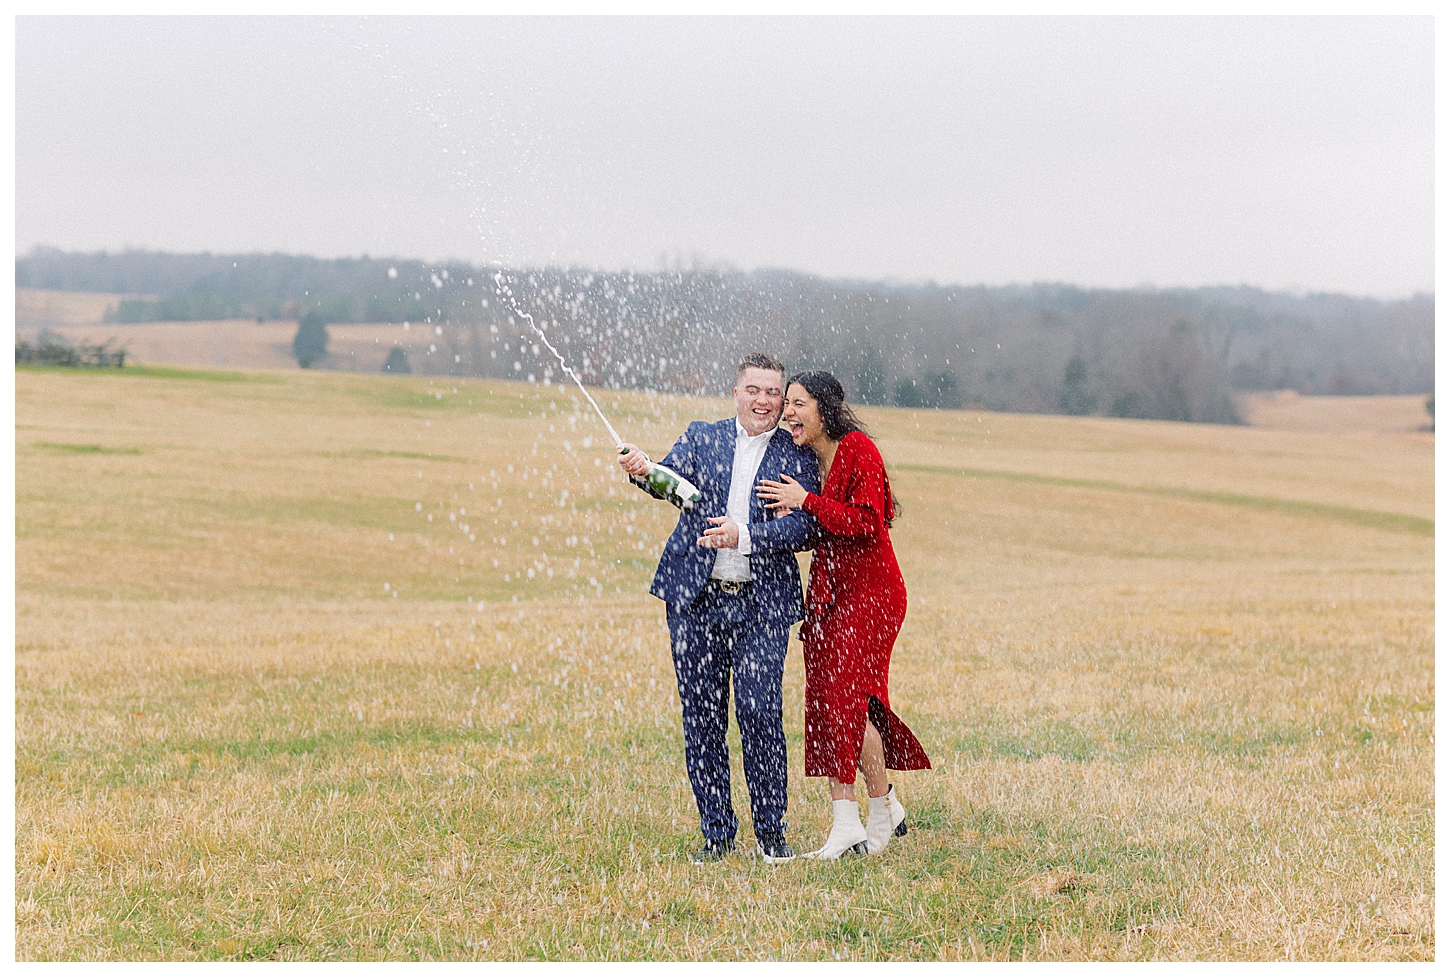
[{"xmin": 717, "ymin": 579, "xmax": 747, "ymax": 595}]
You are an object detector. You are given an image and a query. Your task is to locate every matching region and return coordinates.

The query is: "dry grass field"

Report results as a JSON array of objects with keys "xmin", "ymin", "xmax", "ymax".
[
  {"xmin": 15, "ymin": 288, "xmax": 144, "ymax": 328},
  {"xmin": 14, "ymin": 287, "xmax": 147, "ymax": 333},
  {"xmin": 1238, "ymin": 388, "xmax": 1434, "ymax": 435},
  {"xmin": 16, "ymin": 286, "xmax": 438, "ymax": 373},
  {"xmin": 26, "ymin": 319, "xmax": 421, "ymax": 374},
  {"xmin": 14, "ymin": 365, "xmax": 1433, "ymax": 960}
]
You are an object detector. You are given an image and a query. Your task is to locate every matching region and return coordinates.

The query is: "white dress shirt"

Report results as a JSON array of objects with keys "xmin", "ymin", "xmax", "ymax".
[{"xmin": 710, "ymin": 420, "xmax": 775, "ymax": 582}]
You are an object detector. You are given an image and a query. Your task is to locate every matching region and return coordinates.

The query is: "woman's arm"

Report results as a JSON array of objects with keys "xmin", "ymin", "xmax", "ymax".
[{"xmin": 801, "ymin": 440, "xmax": 889, "ymax": 538}]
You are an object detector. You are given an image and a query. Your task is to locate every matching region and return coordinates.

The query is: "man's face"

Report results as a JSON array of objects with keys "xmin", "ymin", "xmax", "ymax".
[{"xmin": 734, "ymin": 367, "xmax": 785, "ymax": 436}]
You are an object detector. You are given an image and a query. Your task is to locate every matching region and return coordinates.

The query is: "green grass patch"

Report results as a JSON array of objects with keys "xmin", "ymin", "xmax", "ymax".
[
  {"xmin": 344, "ymin": 449, "xmax": 477, "ymax": 464},
  {"xmin": 341, "ymin": 379, "xmax": 522, "ymax": 417},
  {"xmin": 1190, "ymin": 726, "xmax": 1308, "ymax": 758},
  {"xmin": 119, "ymin": 364, "xmax": 282, "ymax": 384},
  {"xmin": 957, "ymin": 723, "xmax": 1106, "ymax": 762},
  {"xmin": 33, "ymin": 443, "xmax": 142, "ymax": 455},
  {"xmin": 16, "ymin": 363, "xmax": 129, "ymax": 375}
]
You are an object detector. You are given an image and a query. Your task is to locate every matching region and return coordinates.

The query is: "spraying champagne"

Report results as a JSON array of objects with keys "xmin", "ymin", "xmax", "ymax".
[{"xmin": 491, "ymin": 277, "xmax": 701, "ymax": 510}]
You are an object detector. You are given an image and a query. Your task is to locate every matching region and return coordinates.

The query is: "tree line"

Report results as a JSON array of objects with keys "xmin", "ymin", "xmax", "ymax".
[{"xmin": 17, "ymin": 247, "xmax": 1433, "ymax": 423}]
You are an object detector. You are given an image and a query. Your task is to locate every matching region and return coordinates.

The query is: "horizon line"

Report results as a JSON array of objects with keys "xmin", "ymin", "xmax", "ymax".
[{"xmin": 15, "ymin": 244, "xmax": 1433, "ymax": 304}]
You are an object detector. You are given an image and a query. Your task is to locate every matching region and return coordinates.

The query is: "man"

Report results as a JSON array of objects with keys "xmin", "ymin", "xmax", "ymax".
[{"xmin": 618, "ymin": 353, "xmax": 820, "ymax": 864}]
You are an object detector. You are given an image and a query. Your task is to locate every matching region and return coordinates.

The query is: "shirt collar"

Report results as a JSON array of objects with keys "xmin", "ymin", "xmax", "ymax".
[{"xmin": 735, "ymin": 419, "xmax": 777, "ymax": 443}]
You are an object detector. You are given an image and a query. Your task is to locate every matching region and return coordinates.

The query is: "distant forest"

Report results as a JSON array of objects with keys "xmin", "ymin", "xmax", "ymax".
[{"xmin": 18, "ymin": 247, "xmax": 1433, "ymax": 423}]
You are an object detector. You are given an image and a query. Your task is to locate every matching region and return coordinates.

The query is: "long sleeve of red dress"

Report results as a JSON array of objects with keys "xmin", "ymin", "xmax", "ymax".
[{"xmin": 801, "ymin": 448, "xmax": 888, "ymax": 538}]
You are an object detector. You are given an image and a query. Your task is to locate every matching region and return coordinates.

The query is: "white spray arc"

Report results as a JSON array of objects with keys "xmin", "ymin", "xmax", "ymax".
[
  {"xmin": 496, "ymin": 289, "xmax": 622, "ymax": 446},
  {"xmin": 491, "ymin": 274, "xmax": 701, "ymax": 511}
]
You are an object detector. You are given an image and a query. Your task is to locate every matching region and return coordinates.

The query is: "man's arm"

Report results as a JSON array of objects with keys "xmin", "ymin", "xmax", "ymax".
[
  {"xmin": 746, "ymin": 505, "xmax": 815, "ymax": 554},
  {"xmin": 745, "ymin": 451, "xmax": 821, "ymax": 554}
]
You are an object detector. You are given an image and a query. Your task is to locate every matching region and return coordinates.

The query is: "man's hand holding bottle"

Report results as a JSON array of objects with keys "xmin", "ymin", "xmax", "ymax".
[{"xmin": 617, "ymin": 443, "xmax": 651, "ymax": 477}]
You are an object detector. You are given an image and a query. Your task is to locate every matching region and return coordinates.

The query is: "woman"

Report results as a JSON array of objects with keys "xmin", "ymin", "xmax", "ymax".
[{"xmin": 757, "ymin": 371, "xmax": 931, "ymax": 860}]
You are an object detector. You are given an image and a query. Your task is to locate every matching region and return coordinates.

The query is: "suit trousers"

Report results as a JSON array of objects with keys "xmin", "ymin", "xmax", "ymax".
[{"xmin": 667, "ymin": 584, "xmax": 790, "ymax": 843}]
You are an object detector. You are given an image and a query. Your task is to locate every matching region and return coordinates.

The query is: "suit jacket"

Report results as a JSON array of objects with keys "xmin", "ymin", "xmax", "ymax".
[{"xmin": 632, "ymin": 418, "xmax": 820, "ymax": 624}]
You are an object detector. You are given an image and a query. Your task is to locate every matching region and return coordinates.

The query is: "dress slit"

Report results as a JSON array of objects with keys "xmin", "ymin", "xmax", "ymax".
[{"xmin": 867, "ymin": 695, "xmax": 932, "ymax": 772}]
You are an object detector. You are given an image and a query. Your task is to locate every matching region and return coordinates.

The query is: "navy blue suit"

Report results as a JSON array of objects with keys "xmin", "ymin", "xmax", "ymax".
[{"xmin": 633, "ymin": 418, "xmax": 820, "ymax": 843}]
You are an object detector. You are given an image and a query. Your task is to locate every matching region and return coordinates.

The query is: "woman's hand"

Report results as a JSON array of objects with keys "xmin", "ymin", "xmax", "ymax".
[{"xmin": 757, "ymin": 474, "xmax": 809, "ymax": 512}]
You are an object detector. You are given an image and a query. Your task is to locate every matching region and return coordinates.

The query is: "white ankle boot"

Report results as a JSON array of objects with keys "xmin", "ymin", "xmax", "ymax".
[
  {"xmin": 803, "ymin": 799, "xmax": 869, "ymax": 860},
  {"xmin": 865, "ymin": 793, "xmax": 894, "ymax": 853},
  {"xmin": 865, "ymin": 784, "xmax": 909, "ymax": 853},
  {"xmin": 888, "ymin": 784, "xmax": 907, "ymax": 836}
]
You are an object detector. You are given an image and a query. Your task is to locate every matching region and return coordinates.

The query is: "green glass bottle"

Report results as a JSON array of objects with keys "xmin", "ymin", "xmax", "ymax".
[{"xmin": 622, "ymin": 448, "xmax": 702, "ymax": 511}]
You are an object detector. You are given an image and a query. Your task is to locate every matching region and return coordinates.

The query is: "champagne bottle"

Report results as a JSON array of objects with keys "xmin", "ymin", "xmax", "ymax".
[{"xmin": 622, "ymin": 447, "xmax": 702, "ymax": 511}]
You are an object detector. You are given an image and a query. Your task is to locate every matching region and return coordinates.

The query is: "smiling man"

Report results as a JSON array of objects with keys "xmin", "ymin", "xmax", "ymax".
[{"xmin": 618, "ymin": 352, "xmax": 820, "ymax": 864}]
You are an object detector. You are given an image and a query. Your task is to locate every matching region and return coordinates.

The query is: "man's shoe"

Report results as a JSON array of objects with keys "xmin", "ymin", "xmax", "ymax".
[
  {"xmin": 690, "ymin": 837, "xmax": 735, "ymax": 864},
  {"xmin": 756, "ymin": 833, "xmax": 796, "ymax": 864}
]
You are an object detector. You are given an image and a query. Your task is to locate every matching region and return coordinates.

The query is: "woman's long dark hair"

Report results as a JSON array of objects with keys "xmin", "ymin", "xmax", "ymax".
[
  {"xmin": 786, "ymin": 370, "xmax": 865, "ymax": 441},
  {"xmin": 786, "ymin": 370, "xmax": 899, "ymax": 525}
]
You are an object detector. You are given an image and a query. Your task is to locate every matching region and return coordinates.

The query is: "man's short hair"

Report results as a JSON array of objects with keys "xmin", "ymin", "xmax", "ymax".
[{"xmin": 737, "ymin": 352, "xmax": 785, "ymax": 380}]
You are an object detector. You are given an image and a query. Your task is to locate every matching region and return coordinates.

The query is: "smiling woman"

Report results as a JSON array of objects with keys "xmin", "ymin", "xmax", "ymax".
[{"xmin": 760, "ymin": 370, "xmax": 927, "ymax": 862}]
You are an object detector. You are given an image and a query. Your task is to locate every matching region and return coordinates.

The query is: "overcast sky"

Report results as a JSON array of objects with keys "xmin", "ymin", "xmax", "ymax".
[{"xmin": 15, "ymin": 16, "xmax": 1434, "ymax": 298}]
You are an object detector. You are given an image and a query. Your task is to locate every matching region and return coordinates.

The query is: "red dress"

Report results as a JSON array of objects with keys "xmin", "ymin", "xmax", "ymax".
[{"xmin": 799, "ymin": 431, "xmax": 931, "ymax": 781}]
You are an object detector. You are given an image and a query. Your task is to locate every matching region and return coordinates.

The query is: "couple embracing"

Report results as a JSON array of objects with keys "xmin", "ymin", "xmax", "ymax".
[{"xmin": 618, "ymin": 352, "xmax": 930, "ymax": 864}]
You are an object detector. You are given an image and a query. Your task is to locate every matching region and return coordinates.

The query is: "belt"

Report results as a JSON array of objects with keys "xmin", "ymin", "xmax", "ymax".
[{"xmin": 710, "ymin": 578, "xmax": 752, "ymax": 596}]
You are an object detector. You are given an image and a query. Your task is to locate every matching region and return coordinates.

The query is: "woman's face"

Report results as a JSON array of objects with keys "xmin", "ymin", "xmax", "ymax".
[{"xmin": 783, "ymin": 383, "xmax": 826, "ymax": 448}]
